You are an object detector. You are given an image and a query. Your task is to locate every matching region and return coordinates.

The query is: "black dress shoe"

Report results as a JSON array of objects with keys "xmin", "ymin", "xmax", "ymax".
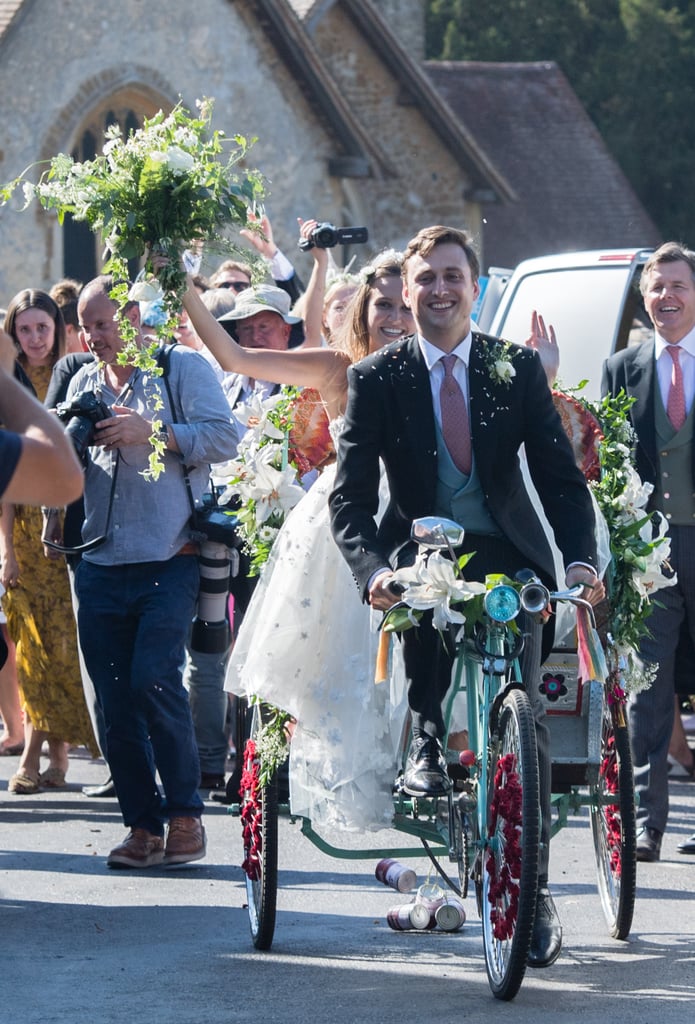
[
  {"xmin": 527, "ymin": 887, "xmax": 562, "ymax": 968},
  {"xmin": 402, "ymin": 736, "xmax": 452, "ymax": 797},
  {"xmin": 677, "ymin": 832, "xmax": 695, "ymax": 854},
  {"xmin": 199, "ymin": 772, "xmax": 226, "ymax": 792},
  {"xmin": 636, "ymin": 826, "xmax": 662, "ymax": 862},
  {"xmin": 82, "ymin": 776, "xmax": 116, "ymax": 798}
]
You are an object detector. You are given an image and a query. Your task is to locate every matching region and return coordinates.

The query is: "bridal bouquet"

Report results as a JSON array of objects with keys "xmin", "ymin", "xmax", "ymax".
[
  {"xmin": 2, "ymin": 97, "xmax": 265, "ymax": 358},
  {"xmin": 2, "ymin": 98, "xmax": 265, "ymax": 477},
  {"xmin": 213, "ymin": 387, "xmax": 305, "ymax": 576}
]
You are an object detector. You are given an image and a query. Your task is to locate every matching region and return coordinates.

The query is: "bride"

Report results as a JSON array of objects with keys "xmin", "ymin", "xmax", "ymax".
[{"xmin": 180, "ymin": 247, "xmax": 415, "ymax": 831}]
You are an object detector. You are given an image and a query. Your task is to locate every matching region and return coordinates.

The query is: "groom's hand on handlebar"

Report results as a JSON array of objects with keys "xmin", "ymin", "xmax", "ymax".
[
  {"xmin": 565, "ymin": 565, "xmax": 605, "ymax": 606},
  {"xmin": 369, "ymin": 570, "xmax": 403, "ymax": 612}
]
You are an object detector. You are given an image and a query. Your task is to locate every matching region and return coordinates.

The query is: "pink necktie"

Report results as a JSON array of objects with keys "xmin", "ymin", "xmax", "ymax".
[
  {"xmin": 440, "ymin": 354, "xmax": 472, "ymax": 475},
  {"xmin": 666, "ymin": 345, "xmax": 687, "ymax": 431}
]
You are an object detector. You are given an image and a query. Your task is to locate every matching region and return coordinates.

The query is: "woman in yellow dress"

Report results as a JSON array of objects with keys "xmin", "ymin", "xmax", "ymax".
[{"xmin": 1, "ymin": 290, "xmax": 97, "ymax": 793}]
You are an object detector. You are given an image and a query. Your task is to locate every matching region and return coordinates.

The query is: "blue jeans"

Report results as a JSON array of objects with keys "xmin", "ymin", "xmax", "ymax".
[{"xmin": 75, "ymin": 556, "xmax": 204, "ymax": 835}]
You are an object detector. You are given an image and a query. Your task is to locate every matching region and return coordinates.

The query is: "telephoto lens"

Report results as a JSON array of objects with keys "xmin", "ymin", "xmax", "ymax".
[{"xmin": 190, "ymin": 540, "xmax": 235, "ymax": 653}]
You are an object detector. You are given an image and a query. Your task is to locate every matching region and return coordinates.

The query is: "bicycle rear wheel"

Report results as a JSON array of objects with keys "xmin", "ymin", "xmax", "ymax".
[
  {"xmin": 239, "ymin": 703, "xmax": 279, "ymax": 950},
  {"xmin": 481, "ymin": 687, "xmax": 540, "ymax": 1001},
  {"xmin": 590, "ymin": 701, "xmax": 636, "ymax": 939}
]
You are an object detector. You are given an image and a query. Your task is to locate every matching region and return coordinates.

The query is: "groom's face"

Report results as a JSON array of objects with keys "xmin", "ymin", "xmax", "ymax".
[{"xmin": 403, "ymin": 242, "xmax": 480, "ymax": 348}]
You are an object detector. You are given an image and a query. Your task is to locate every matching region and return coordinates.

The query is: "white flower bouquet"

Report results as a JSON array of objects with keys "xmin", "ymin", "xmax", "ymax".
[
  {"xmin": 575, "ymin": 388, "xmax": 674, "ymax": 695},
  {"xmin": 215, "ymin": 388, "xmax": 305, "ymax": 575},
  {"xmin": 2, "ymin": 97, "xmax": 265, "ymax": 353}
]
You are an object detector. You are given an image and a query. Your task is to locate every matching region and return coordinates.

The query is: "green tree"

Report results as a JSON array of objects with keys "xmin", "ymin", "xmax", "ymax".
[{"xmin": 426, "ymin": 0, "xmax": 695, "ymax": 240}]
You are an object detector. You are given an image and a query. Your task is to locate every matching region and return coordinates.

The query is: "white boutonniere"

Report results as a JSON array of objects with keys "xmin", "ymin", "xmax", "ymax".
[{"xmin": 479, "ymin": 339, "xmax": 517, "ymax": 386}]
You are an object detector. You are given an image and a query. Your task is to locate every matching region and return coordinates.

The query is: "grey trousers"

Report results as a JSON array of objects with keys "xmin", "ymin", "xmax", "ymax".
[{"xmin": 629, "ymin": 524, "xmax": 695, "ymax": 834}]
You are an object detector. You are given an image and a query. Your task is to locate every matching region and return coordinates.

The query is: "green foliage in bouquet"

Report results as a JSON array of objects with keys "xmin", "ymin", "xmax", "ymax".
[{"xmin": 2, "ymin": 98, "xmax": 266, "ymax": 478}]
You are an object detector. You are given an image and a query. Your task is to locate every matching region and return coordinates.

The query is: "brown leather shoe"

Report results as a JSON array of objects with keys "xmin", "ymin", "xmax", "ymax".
[
  {"xmin": 107, "ymin": 828, "xmax": 165, "ymax": 869},
  {"xmin": 164, "ymin": 816, "xmax": 206, "ymax": 866}
]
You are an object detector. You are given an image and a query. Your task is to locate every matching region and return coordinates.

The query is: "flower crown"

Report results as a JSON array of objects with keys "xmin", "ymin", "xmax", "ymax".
[{"xmin": 359, "ymin": 248, "xmax": 404, "ymax": 284}]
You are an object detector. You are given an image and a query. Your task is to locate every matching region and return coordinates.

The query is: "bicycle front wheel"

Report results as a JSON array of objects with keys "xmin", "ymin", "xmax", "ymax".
[
  {"xmin": 590, "ymin": 702, "xmax": 636, "ymax": 939},
  {"xmin": 481, "ymin": 687, "xmax": 540, "ymax": 1001},
  {"xmin": 239, "ymin": 703, "xmax": 279, "ymax": 950}
]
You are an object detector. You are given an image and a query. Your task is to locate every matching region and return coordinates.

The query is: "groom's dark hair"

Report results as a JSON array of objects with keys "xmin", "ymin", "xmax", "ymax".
[{"xmin": 402, "ymin": 225, "xmax": 480, "ymax": 281}]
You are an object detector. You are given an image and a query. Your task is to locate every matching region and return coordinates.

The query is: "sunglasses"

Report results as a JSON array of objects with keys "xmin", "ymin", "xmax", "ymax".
[{"xmin": 217, "ymin": 281, "xmax": 250, "ymax": 293}]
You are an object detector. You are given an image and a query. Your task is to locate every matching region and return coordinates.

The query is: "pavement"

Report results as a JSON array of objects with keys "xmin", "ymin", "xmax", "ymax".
[{"xmin": 2, "ymin": 744, "xmax": 695, "ymax": 1023}]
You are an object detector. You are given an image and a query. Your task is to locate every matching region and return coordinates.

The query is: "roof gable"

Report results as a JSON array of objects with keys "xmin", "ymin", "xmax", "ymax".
[{"xmin": 424, "ymin": 60, "xmax": 661, "ymax": 267}]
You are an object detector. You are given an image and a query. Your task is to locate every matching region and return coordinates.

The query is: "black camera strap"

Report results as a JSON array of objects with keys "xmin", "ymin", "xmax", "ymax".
[{"xmin": 156, "ymin": 344, "xmax": 201, "ymax": 527}]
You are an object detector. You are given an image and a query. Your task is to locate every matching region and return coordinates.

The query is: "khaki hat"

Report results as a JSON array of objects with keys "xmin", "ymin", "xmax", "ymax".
[{"xmin": 217, "ymin": 283, "xmax": 301, "ymax": 325}]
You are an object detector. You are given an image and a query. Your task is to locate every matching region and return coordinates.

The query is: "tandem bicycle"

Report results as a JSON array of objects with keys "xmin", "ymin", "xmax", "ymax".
[{"xmin": 233, "ymin": 516, "xmax": 636, "ymax": 1001}]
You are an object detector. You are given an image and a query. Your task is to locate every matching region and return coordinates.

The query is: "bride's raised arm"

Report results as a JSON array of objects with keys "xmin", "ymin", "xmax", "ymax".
[{"xmin": 180, "ymin": 275, "xmax": 350, "ymax": 414}]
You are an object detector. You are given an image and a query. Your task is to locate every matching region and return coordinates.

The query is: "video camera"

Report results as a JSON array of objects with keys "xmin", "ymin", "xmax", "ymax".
[{"xmin": 298, "ymin": 223, "xmax": 368, "ymax": 251}]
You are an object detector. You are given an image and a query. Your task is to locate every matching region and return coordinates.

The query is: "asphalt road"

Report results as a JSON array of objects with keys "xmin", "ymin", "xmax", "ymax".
[{"xmin": 2, "ymin": 747, "xmax": 695, "ymax": 1023}]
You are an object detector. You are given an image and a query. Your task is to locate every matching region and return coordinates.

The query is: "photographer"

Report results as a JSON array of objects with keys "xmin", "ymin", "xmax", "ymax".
[{"xmin": 68, "ymin": 275, "xmax": 238, "ymax": 869}]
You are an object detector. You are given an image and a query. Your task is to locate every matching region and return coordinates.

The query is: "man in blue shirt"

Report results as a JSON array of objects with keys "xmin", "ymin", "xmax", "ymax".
[{"xmin": 69, "ymin": 276, "xmax": 238, "ymax": 869}]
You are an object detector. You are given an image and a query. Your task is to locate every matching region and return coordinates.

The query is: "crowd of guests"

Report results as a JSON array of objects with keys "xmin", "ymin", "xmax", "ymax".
[{"xmin": 2, "ymin": 216, "xmax": 695, "ymax": 895}]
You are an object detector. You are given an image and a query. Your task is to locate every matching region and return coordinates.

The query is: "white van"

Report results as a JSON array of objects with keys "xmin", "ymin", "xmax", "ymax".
[{"xmin": 477, "ymin": 248, "xmax": 655, "ymax": 399}]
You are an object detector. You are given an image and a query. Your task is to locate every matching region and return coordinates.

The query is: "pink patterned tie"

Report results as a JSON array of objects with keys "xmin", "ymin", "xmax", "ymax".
[
  {"xmin": 666, "ymin": 345, "xmax": 687, "ymax": 431},
  {"xmin": 440, "ymin": 354, "xmax": 472, "ymax": 474}
]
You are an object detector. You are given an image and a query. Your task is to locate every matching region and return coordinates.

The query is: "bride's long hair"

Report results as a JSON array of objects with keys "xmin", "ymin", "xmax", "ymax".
[{"xmin": 332, "ymin": 249, "xmax": 405, "ymax": 364}]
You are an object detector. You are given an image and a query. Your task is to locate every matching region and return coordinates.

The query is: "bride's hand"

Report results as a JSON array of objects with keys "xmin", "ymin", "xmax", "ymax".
[{"xmin": 525, "ymin": 310, "xmax": 559, "ymax": 386}]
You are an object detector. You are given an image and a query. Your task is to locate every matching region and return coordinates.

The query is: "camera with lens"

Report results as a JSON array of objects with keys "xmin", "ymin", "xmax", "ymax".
[
  {"xmin": 189, "ymin": 493, "xmax": 244, "ymax": 655},
  {"xmin": 56, "ymin": 391, "xmax": 112, "ymax": 461},
  {"xmin": 298, "ymin": 223, "xmax": 369, "ymax": 251}
]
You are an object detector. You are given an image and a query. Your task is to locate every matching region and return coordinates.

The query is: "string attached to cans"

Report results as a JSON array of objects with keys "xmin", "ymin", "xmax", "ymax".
[{"xmin": 375, "ymin": 859, "xmax": 466, "ymax": 933}]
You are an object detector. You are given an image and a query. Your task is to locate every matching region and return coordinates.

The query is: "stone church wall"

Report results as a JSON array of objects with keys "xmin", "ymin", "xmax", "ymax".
[{"xmin": 0, "ymin": 0, "xmax": 475, "ymax": 302}]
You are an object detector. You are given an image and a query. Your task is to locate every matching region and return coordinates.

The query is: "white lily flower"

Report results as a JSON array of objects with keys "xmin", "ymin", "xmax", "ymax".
[
  {"xmin": 393, "ymin": 551, "xmax": 486, "ymax": 631},
  {"xmin": 235, "ymin": 392, "xmax": 286, "ymax": 441},
  {"xmin": 621, "ymin": 465, "xmax": 653, "ymax": 516},
  {"xmin": 247, "ymin": 456, "xmax": 304, "ymax": 525},
  {"xmin": 634, "ymin": 516, "xmax": 674, "ymax": 597}
]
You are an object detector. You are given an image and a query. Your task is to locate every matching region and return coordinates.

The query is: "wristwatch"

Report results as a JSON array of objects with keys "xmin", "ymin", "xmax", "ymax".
[{"xmin": 155, "ymin": 424, "xmax": 169, "ymax": 448}]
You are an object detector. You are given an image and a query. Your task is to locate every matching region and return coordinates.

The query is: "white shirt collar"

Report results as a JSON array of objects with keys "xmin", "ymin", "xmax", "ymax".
[
  {"xmin": 417, "ymin": 331, "xmax": 473, "ymax": 371},
  {"xmin": 654, "ymin": 325, "xmax": 695, "ymax": 361}
]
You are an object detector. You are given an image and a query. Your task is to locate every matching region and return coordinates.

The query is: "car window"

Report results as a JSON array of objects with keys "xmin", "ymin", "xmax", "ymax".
[{"xmin": 493, "ymin": 266, "xmax": 643, "ymax": 399}]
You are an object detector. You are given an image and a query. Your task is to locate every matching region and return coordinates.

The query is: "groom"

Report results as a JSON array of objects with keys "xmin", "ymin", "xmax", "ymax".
[{"xmin": 329, "ymin": 224, "xmax": 601, "ymax": 968}]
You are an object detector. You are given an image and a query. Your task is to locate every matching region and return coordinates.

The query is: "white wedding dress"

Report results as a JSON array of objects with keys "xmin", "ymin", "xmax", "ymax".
[{"xmin": 225, "ymin": 418, "xmax": 408, "ymax": 833}]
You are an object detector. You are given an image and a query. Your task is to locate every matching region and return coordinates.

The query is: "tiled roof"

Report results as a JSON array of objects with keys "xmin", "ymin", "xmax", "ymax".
[{"xmin": 424, "ymin": 60, "xmax": 662, "ymax": 268}]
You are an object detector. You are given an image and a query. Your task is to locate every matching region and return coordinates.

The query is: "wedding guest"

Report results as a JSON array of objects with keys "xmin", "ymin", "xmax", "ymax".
[
  {"xmin": 603, "ymin": 242, "xmax": 695, "ymax": 860},
  {"xmin": 69, "ymin": 274, "xmax": 237, "ymax": 867},
  {"xmin": 50, "ymin": 278, "xmax": 85, "ymax": 354},
  {"xmin": 1, "ymin": 291, "xmax": 97, "ymax": 794}
]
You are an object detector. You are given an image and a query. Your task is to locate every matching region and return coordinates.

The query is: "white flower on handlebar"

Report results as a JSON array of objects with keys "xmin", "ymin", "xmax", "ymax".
[{"xmin": 392, "ymin": 551, "xmax": 486, "ymax": 631}]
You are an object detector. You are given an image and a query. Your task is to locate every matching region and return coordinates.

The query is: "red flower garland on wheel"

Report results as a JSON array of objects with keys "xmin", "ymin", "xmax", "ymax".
[
  {"xmin": 486, "ymin": 752, "xmax": 523, "ymax": 941},
  {"xmin": 240, "ymin": 739, "xmax": 262, "ymax": 881}
]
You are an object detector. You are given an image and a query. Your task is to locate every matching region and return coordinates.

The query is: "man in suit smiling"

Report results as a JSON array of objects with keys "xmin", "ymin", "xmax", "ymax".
[
  {"xmin": 603, "ymin": 241, "xmax": 695, "ymax": 862},
  {"xmin": 330, "ymin": 224, "xmax": 601, "ymax": 968}
]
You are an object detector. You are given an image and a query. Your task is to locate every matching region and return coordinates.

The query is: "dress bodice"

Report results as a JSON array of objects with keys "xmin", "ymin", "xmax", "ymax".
[{"xmin": 328, "ymin": 415, "xmax": 345, "ymax": 446}]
